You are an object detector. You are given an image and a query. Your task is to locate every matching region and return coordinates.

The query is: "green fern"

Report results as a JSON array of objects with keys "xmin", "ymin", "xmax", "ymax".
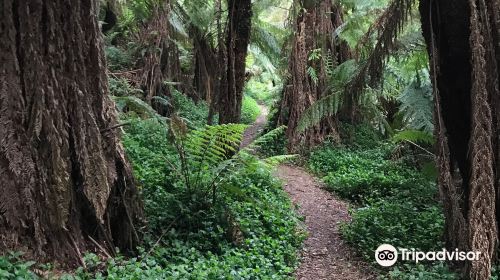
[
  {"xmin": 168, "ymin": 118, "xmax": 248, "ymax": 202},
  {"xmin": 397, "ymin": 78, "xmax": 433, "ymax": 133},
  {"xmin": 244, "ymin": 126, "xmax": 285, "ymax": 151},
  {"xmin": 262, "ymin": 155, "xmax": 298, "ymax": 167},
  {"xmin": 307, "ymin": 67, "xmax": 319, "ymax": 84},
  {"xmin": 185, "ymin": 124, "xmax": 247, "ymax": 168},
  {"xmin": 392, "ymin": 129, "xmax": 434, "ymax": 145},
  {"xmin": 297, "ymin": 93, "xmax": 343, "ymax": 133}
]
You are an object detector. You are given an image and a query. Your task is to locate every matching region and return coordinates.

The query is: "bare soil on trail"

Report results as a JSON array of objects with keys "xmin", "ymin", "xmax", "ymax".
[
  {"xmin": 276, "ymin": 165, "xmax": 376, "ymax": 280},
  {"xmin": 240, "ymin": 106, "xmax": 375, "ymax": 280},
  {"xmin": 240, "ymin": 104, "xmax": 269, "ymax": 148}
]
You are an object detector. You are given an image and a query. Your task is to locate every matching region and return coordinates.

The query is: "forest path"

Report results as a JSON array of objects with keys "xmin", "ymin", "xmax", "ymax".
[
  {"xmin": 240, "ymin": 104, "xmax": 269, "ymax": 148},
  {"xmin": 276, "ymin": 166, "xmax": 375, "ymax": 280},
  {"xmin": 240, "ymin": 105, "xmax": 374, "ymax": 280}
]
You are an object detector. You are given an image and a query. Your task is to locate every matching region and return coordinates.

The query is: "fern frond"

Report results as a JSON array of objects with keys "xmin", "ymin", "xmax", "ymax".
[
  {"xmin": 262, "ymin": 154, "xmax": 298, "ymax": 167},
  {"xmin": 245, "ymin": 125, "xmax": 287, "ymax": 151},
  {"xmin": 296, "ymin": 93, "xmax": 343, "ymax": 133},
  {"xmin": 398, "ymin": 78, "xmax": 434, "ymax": 132},
  {"xmin": 392, "ymin": 129, "xmax": 434, "ymax": 145},
  {"xmin": 348, "ymin": 0, "xmax": 417, "ymax": 99},
  {"xmin": 185, "ymin": 124, "xmax": 247, "ymax": 168}
]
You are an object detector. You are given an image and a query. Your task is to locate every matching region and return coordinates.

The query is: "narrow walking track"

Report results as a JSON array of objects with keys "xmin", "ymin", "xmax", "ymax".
[
  {"xmin": 276, "ymin": 166, "xmax": 375, "ymax": 280},
  {"xmin": 241, "ymin": 105, "xmax": 376, "ymax": 280},
  {"xmin": 240, "ymin": 104, "xmax": 269, "ymax": 148},
  {"xmin": 241, "ymin": 105, "xmax": 374, "ymax": 280}
]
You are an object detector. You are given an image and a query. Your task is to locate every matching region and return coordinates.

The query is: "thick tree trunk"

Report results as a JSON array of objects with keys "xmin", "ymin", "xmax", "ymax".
[
  {"xmin": 218, "ymin": 0, "xmax": 252, "ymax": 124},
  {"xmin": 137, "ymin": 3, "xmax": 170, "ymax": 103},
  {"xmin": 420, "ymin": 0, "xmax": 500, "ymax": 278},
  {"xmin": 0, "ymin": 0, "xmax": 142, "ymax": 264},
  {"xmin": 279, "ymin": 0, "xmax": 347, "ymax": 150}
]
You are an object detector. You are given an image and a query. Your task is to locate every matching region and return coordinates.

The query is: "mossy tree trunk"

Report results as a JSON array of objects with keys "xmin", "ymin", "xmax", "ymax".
[{"xmin": 0, "ymin": 0, "xmax": 142, "ymax": 264}]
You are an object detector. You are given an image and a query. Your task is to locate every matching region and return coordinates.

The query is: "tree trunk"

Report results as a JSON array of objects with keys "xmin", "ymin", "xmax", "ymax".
[
  {"xmin": 208, "ymin": 0, "xmax": 225, "ymax": 125},
  {"xmin": 420, "ymin": 0, "xmax": 500, "ymax": 278},
  {"xmin": 137, "ymin": 4, "xmax": 170, "ymax": 103},
  {"xmin": 218, "ymin": 0, "xmax": 252, "ymax": 124},
  {"xmin": 0, "ymin": 0, "xmax": 142, "ymax": 264},
  {"xmin": 279, "ymin": 0, "xmax": 348, "ymax": 150},
  {"xmin": 193, "ymin": 32, "xmax": 216, "ymax": 102}
]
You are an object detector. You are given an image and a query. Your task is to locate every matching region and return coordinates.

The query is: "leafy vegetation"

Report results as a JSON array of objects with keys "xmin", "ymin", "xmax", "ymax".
[
  {"xmin": 0, "ymin": 253, "xmax": 37, "ymax": 280},
  {"xmin": 5, "ymin": 0, "xmax": 494, "ymax": 278},
  {"xmin": 245, "ymin": 79, "xmax": 277, "ymax": 106},
  {"xmin": 241, "ymin": 95, "xmax": 262, "ymax": 124},
  {"xmin": 308, "ymin": 124, "xmax": 449, "ymax": 278},
  {"xmin": 83, "ymin": 113, "xmax": 304, "ymax": 279}
]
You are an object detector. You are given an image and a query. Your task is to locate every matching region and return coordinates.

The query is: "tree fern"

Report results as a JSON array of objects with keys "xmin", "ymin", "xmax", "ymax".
[
  {"xmin": 244, "ymin": 125, "xmax": 286, "ymax": 153},
  {"xmin": 392, "ymin": 129, "xmax": 434, "ymax": 145},
  {"xmin": 262, "ymin": 155, "xmax": 298, "ymax": 167},
  {"xmin": 297, "ymin": 60, "xmax": 358, "ymax": 132},
  {"xmin": 397, "ymin": 77, "xmax": 433, "ymax": 133},
  {"xmin": 168, "ymin": 117, "xmax": 248, "ymax": 201}
]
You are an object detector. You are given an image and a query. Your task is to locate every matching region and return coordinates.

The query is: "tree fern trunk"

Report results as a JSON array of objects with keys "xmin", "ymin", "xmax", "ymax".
[
  {"xmin": 279, "ymin": 0, "xmax": 347, "ymax": 150},
  {"xmin": 420, "ymin": 0, "xmax": 500, "ymax": 278},
  {"xmin": 0, "ymin": 0, "xmax": 142, "ymax": 264},
  {"xmin": 218, "ymin": 0, "xmax": 252, "ymax": 124}
]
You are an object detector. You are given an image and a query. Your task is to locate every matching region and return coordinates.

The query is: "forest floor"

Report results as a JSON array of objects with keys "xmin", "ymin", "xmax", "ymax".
[
  {"xmin": 240, "ymin": 107, "xmax": 375, "ymax": 280},
  {"xmin": 276, "ymin": 165, "xmax": 375, "ymax": 280}
]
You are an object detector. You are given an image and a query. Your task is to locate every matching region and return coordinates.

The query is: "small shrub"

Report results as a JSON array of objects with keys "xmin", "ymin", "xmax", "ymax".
[
  {"xmin": 341, "ymin": 200, "xmax": 444, "ymax": 259},
  {"xmin": 383, "ymin": 263, "xmax": 457, "ymax": 280},
  {"xmin": 113, "ymin": 117, "xmax": 305, "ymax": 279},
  {"xmin": 0, "ymin": 252, "xmax": 37, "ymax": 280},
  {"xmin": 171, "ymin": 90, "xmax": 212, "ymax": 128},
  {"xmin": 340, "ymin": 122, "xmax": 383, "ymax": 149},
  {"xmin": 245, "ymin": 80, "xmax": 276, "ymax": 106},
  {"xmin": 241, "ymin": 95, "xmax": 261, "ymax": 124}
]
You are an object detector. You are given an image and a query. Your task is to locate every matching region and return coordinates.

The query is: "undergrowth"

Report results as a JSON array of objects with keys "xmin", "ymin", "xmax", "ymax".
[
  {"xmin": 307, "ymin": 123, "xmax": 456, "ymax": 279},
  {"xmin": 66, "ymin": 116, "xmax": 304, "ymax": 279},
  {"xmin": 241, "ymin": 95, "xmax": 261, "ymax": 124},
  {"xmin": 244, "ymin": 80, "xmax": 276, "ymax": 106}
]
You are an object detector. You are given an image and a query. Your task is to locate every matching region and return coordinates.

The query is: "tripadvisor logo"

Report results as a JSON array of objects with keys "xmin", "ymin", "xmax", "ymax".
[
  {"xmin": 375, "ymin": 244, "xmax": 398, "ymax": 267},
  {"xmin": 375, "ymin": 244, "xmax": 481, "ymax": 267}
]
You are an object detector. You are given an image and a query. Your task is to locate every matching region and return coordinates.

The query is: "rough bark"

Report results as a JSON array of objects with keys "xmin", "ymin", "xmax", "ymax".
[
  {"xmin": 208, "ymin": 0, "xmax": 225, "ymax": 125},
  {"xmin": 278, "ymin": 0, "xmax": 348, "ymax": 150},
  {"xmin": 0, "ymin": 0, "xmax": 142, "ymax": 264},
  {"xmin": 136, "ymin": 3, "xmax": 171, "ymax": 103},
  {"xmin": 193, "ymin": 32, "xmax": 217, "ymax": 104},
  {"xmin": 420, "ymin": 0, "xmax": 500, "ymax": 278},
  {"xmin": 218, "ymin": 0, "xmax": 252, "ymax": 124}
]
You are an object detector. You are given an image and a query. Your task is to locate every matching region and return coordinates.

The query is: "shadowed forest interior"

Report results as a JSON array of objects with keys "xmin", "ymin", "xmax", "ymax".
[{"xmin": 0, "ymin": 0, "xmax": 499, "ymax": 279}]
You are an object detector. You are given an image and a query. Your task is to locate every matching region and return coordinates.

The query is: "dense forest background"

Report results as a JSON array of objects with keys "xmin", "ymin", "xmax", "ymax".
[{"xmin": 1, "ymin": 0, "xmax": 499, "ymax": 279}]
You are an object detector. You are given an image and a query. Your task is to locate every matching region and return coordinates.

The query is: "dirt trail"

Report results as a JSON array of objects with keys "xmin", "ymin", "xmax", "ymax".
[
  {"xmin": 276, "ymin": 165, "xmax": 375, "ymax": 280},
  {"xmin": 240, "ymin": 106, "xmax": 374, "ymax": 280},
  {"xmin": 240, "ymin": 104, "xmax": 269, "ymax": 148}
]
